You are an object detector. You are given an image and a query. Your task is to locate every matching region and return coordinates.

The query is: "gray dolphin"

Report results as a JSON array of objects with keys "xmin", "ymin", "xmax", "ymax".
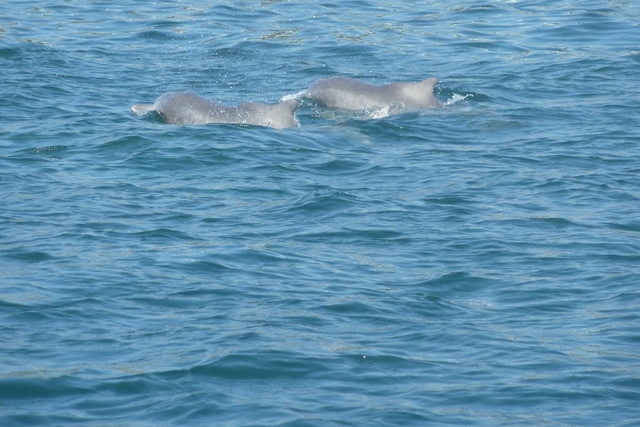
[
  {"xmin": 306, "ymin": 76, "xmax": 442, "ymax": 116},
  {"xmin": 132, "ymin": 92, "xmax": 299, "ymax": 129}
]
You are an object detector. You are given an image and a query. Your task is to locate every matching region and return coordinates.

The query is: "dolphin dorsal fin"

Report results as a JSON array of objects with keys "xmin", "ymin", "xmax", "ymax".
[
  {"xmin": 418, "ymin": 77, "xmax": 439, "ymax": 90},
  {"xmin": 278, "ymin": 99, "xmax": 299, "ymax": 114}
]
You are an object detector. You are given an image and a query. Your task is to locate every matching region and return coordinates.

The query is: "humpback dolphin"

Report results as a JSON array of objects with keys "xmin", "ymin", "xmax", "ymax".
[
  {"xmin": 132, "ymin": 92, "xmax": 299, "ymax": 129},
  {"xmin": 306, "ymin": 76, "xmax": 442, "ymax": 116}
]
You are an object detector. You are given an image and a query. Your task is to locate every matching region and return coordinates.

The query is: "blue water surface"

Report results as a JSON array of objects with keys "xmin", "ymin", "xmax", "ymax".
[{"xmin": 1, "ymin": 1, "xmax": 640, "ymax": 426}]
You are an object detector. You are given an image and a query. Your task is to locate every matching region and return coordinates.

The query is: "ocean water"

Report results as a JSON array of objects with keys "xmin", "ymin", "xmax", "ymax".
[{"xmin": 1, "ymin": 0, "xmax": 640, "ymax": 425}]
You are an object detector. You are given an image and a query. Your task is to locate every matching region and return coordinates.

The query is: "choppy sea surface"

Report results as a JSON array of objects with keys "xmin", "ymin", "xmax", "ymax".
[{"xmin": 2, "ymin": 1, "xmax": 640, "ymax": 426}]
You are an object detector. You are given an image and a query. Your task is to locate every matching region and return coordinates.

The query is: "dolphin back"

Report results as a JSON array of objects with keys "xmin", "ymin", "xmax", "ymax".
[{"xmin": 306, "ymin": 76, "xmax": 442, "ymax": 112}]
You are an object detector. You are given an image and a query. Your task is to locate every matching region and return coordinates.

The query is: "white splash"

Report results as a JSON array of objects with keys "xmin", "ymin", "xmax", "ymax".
[
  {"xmin": 444, "ymin": 93, "xmax": 472, "ymax": 106},
  {"xmin": 281, "ymin": 90, "xmax": 307, "ymax": 102}
]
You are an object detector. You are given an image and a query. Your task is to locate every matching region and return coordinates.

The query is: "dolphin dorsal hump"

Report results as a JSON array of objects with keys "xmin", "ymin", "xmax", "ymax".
[{"xmin": 417, "ymin": 77, "xmax": 438, "ymax": 91}]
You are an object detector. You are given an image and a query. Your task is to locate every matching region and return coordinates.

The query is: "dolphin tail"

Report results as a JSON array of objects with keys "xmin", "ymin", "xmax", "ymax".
[{"xmin": 131, "ymin": 103, "xmax": 156, "ymax": 116}]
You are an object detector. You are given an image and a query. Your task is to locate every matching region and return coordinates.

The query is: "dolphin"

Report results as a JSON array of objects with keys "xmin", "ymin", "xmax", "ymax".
[
  {"xmin": 306, "ymin": 76, "xmax": 442, "ymax": 116},
  {"xmin": 132, "ymin": 92, "xmax": 299, "ymax": 129}
]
